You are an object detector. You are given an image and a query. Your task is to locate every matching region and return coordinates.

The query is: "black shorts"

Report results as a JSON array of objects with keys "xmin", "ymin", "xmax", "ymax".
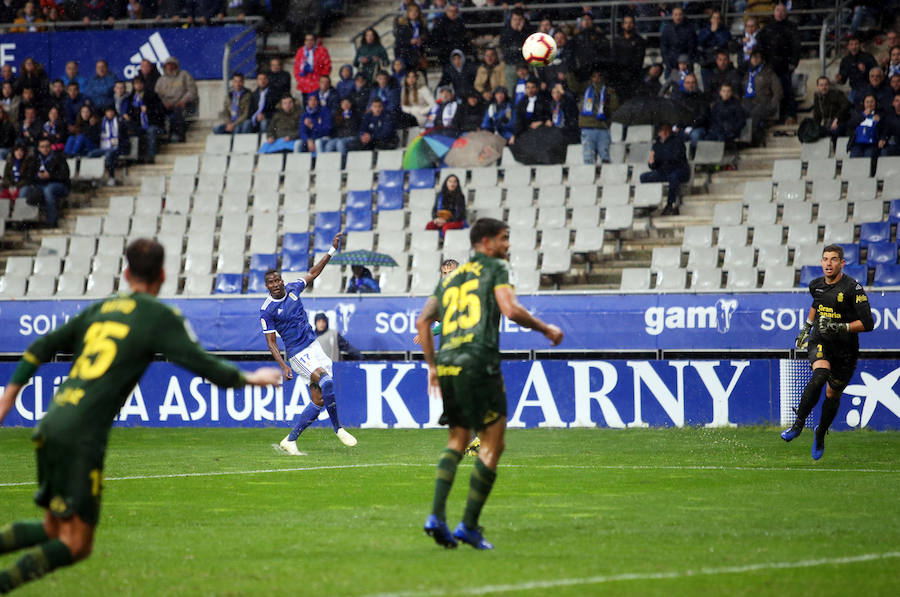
[
  {"xmin": 808, "ymin": 339, "xmax": 858, "ymax": 390},
  {"xmin": 436, "ymin": 350, "xmax": 507, "ymax": 431},
  {"xmin": 33, "ymin": 433, "xmax": 105, "ymax": 526}
]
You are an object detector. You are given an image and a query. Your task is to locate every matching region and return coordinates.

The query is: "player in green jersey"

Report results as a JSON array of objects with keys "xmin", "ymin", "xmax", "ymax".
[
  {"xmin": 416, "ymin": 218, "xmax": 563, "ymax": 550},
  {"xmin": 0, "ymin": 239, "xmax": 281, "ymax": 594}
]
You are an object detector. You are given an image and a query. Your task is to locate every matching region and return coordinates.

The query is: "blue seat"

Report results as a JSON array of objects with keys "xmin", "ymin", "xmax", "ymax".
[
  {"xmin": 843, "ymin": 264, "xmax": 869, "ymax": 284},
  {"xmin": 798, "ymin": 265, "xmax": 820, "ymax": 286},
  {"xmin": 376, "ymin": 187, "xmax": 404, "ymax": 210},
  {"xmin": 282, "ymin": 232, "xmax": 310, "ymax": 252},
  {"xmin": 874, "ymin": 263, "xmax": 900, "ymax": 286},
  {"xmin": 345, "ymin": 204, "xmax": 373, "ymax": 231},
  {"xmin": 866, "ymin": 241, "xmax": 899, "ymax": 264},
  {"xmin": 314, "ymin": 211, "xmax": 342, "ymax": 252},
  {"xmin": 281, "ymin": 247, "xmax": 309, "ymax": 271},
  {"xmin": 377, "ymin": 169, "xmax": 404, "ymax": 189},
  {"xmin": 247, "ymin": 270, "xmax": 267, "ymax": 293},
  {"xmin": 249, "ymin": 253, "xmax": 277, "ymax": 273},
  {"xmin": 346, "ymin": 190, "xmax": 373, "ymax": 209},
  {"xmin": 890, "ymin": 199, "xmax": 900, "ymax": 223},
  {"xmin": 407, "ymin": 168, "xmax": 436, "ymax": 190},
  {"xmin": 859, "ymin": 221, "xmax": 891, "ymax": 246},
  {"xmin": 837, "ymin": 243, "xmax": 860, "ymax": 265},
  {"xmin": 214, "ymin": 273, "xmax": 243, "ymax": 294}
]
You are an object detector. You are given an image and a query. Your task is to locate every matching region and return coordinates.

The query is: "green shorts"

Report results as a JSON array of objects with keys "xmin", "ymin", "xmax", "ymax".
[
  {"xmin": 32, "ymin": 433, "xmax": 105, "ymax": 526},
  {"xmin": 436, "ymin": 350, "xmax": 507, "ymax": 431}
]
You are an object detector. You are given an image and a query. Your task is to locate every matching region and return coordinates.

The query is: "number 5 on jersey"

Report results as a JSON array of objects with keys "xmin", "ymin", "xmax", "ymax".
[
  {"xmin": 442, "ymin": 279, "xmax": 482, "ymax": 335},
  {"xmin": 69, "ymin": 321, "xmax": 131, "ymax": 380}
]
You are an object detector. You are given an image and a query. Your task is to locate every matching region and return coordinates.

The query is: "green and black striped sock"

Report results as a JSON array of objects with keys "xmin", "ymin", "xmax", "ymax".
[
  {"xmin": 0, "ymin": 521, "xmax": 48, "ymax": 555},
  {"xmin": 0, "ymin": 539, "xmax": 73, "ymax": 593},
  {"xmin": 431, "ymin": 448, "xmax": 463, "ymax": 521},
  {"xmin": 462, "ymin": 459, "xmax": 498, "ymax": 529}
]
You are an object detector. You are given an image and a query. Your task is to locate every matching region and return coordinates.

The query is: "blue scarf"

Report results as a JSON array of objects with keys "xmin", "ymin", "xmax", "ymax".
[
  {"xmin": 411, "ymin": 21, "xmax": 420, "ymax": 40},
  {"xmin": 253, "ymin": 87, "xmax": 268, "ymax": 121},
  {"xmin": 678, "ymin": 69, "xmax": 688, "ymax": 91},
  {"xmin": 514, "ymin": 77, "xmax": 527, "ymax": 106},
  {"xmin": 132, "ymin": 93, "xmax": 149, "ymax": 129},
  {"xmin": 230, "ymin": 90, "xmax": 242, "ymax": 121},
  {"xmin": 745, "ymin": 65, "xmax": 762, "ymax": 99},
  {"xmin": 552, "ymin": 101, "xmax": 563, "ymax": 126},
  {"xmin": 855, "ymin": 112, "xmax": 878, "ymax": 145},
  {"xmin": 12, "ymin": 158, "xmax": 21, "ymax": 182},
  {"xmin": 303, "ymin": 46, "xmax": 315, "ymax": 75},
  {"xmin": 889, "ymin": 63, "xmax": 900, "ymax": 78},
  {"xmin": 43, "ymin": 120, "xmax": 57, "ymax": 137},
  {"xmin": 580, "ymin": 85, "xmax": 606, "ymax": 120}
]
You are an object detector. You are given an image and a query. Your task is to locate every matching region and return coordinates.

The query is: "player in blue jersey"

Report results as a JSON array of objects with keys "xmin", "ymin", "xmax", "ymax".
[{"xmin": 260, "ymin": 233, "xmax": 358, "ymax": 455}]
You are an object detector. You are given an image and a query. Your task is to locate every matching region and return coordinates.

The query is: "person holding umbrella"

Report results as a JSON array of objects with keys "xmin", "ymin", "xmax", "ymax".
[
  {"xmin": 639, "ymin": 122, "xmax": 690, "ymax": 216},
  {"xmin": 346, "ymin": 265, "xmax": 381, "ymax": 293}
]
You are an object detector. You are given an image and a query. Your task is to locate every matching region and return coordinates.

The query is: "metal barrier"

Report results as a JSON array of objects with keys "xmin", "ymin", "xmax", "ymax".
[
  {"xmin": 0, "ymin": 16, "xmax": 262, "ymax": 33},
  {"xmin": 222, "ymin": 19, "xmax": 265, "ymax": 94}
]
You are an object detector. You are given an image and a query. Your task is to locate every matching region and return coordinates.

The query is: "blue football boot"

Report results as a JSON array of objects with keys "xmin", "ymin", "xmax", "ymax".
[
  {"xmin": 452, "ymin": 522, "xmax": 494, "ymax": 550},
  {"xmin": 781, "ymin": 426, "xmax": 801, "ymax": 442},
  {"xmin": 812, "ymin": 426, "xmax": 825, "ymax": 461},
  {"xmin": 424, "ymin": 514, "xmax": 457, "ymax": 548}
]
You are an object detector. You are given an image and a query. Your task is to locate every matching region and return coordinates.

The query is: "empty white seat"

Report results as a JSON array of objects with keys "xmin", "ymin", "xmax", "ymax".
[
  {"xmin": 156, "ymin": 233, "xmax": 183, "ymax": 257},
  {"xmin": 633, "ymin": 183, "xmax": 663, "ymax": 208},
  {"xmin": 717, "ymin": 225, "xmax": 749, "ymax": 249},
  {"xmin": 509, "ymin": 228, "xmax": 537, "ymax": 253},
  {"xmin": 252, "ymin": 193, "xmax": 279, "ymax": 213},
  {"xmin": 510, "ymin": 251, "xmax": 538, "ymax": 270},
  {"xmin": 472, "ymin": 187, "xmax": 502, "ymax": 210},
  {"xmin": 603, "ymin": 205, "xmax": 633, "ymax": 231},
  {"xmin": 537, "ymin": 186, "xmax": 566, "ymax": 207},
  {"xmin": 757, "ymin": 244, "xmax": 788, "ymax": 267},
  {"xmin": 55, "ymin": 273, "xmax": 85, "ymax": 296},
  {"xmin": 513, "ymin": 268, "xmax": 540, "ymax": 292},
  {"xmin": 746, "ymin": 202, "xmax": 777, "ymax": 226},
  {"xmin": 379, "ymin": 268, "xmax": 409, "ymax": 293},
  {"xmin": 283, "ymin": 192, "xmax": 311, "ymax": 213},
  {"xmin": 852, "ymin": 199, "xmax": 883, "ymax": 223},
  {"xmin": 102, "ymin": 213, "xmax": 130, "ymax": 236},
  {"xmin": 221, "ymin": 193, "xmax": 249, "ymax": 214},
  {"xmin": 692, "ymin": 140, "xmax": 725, "ymax": 165},
  {"xmin": 40, "ymin": 237, "xmax": 68, "ymax": 256},
  {"xmin": 173, "ymin": 155, "xmax": 200, "ymax": 175},
  {"xmin": 571, "ymin": 205, "xmax": 600, "ymax": 227},
  {"xmin": 723, "ymin": 246, "xmax": 755, "ymax": 269},
  {"xmin": 62, "ymin": 255, "xmax": 90, "ymax": 275},
  {"xmin": 816, "ymin": 201, "xmax": 849, "ymax": 224},
  {"xmin": 691, "ymin": 267, "xmax": 723, "ymax": 289},
  {"xmin": 408, "ymin": 207, "xmax": 432, "ymax": 230},
  {"xmin": 469, "ymin": 167, "xmax": 498, "ymax": 188},
  {"xmin": 5, "ymin": 256, "xmax": 33, "ymax": 276},
  {"xmin": 201, "ymin": 154, "xmax": 228, "ymax": 176},
  {"xmin": 183, "ymin": 274, "xmax": 214, "ymax": 295},
  {"xmin": 762, "ymin": 266, "xmax": 795, "ymax": 289},
  {"xmin": 620, "ymin": 268, "xmax": 651, "ymax": 290},
  {"xmin": 841, "ymin": 157, "xmax": 871, "ymax": 180},
  {"xmin": 540, "ymin": 228, "xmax": 569, "ymax": 251},
  {"xmin": 776, "ymin": 180, "xmax": 806, "ymax": 203},
  {"xmin": 204, "ymin": 134, "xmax": 231, "ymax": 155},
  {"xmin": 687, "ymin": 247, "xmax": 719, "ymax": 269},
  {"xmin": 378, "ymin": 232, "xmax": 407, "ymax": 257},
  {"xmin": 713, "ymin": 203, "xmax": 743, "ymax": 227},
  {"xmin": 108, "ymin": 195, "xmax": 135, "ymax": 216},
  {"xmin": 811, "ymin": 178, "xmax": 842, "ymax": 204},
  {"xmin": 540, "ymin": 248, "xmax": 571, "ymax": 274},
  {"xmin": 375, "ymin": 149, "xmax": 404, "ymax": 170},
  {"xmin": 753, "ymin": 223, "xmax": 784, "ymax": 247},
  {"xmin": 882, "ymin": 175, "xmax": 900, "ymax": 200},
  {"xmin": 824, "ymin": 222, "xmax": 854, "ymax": 243},
  {"xmin": 75, "ymin": 216, "xmax": 102, "ymax": 236},
  {"xmin": 651, "ymin": 246, "xmax": 682, "ymax": 270},
  {"xmin": 568, "ymin": 185, "xmax": 598, "ymax": 207},
  {"xmin": 377, "ymin": 210, "xmax": 405, "ymax": 231},
  {"xmin": 505, "ymin": 186, "xmax": 534, "ymax": 208},
  {"xmin": 197, "ymin": 173, "xmax": 225, "ymax": 193},
  {"xmin": 725, "ymin": 267, "xmax": 758, "ymax": 289},
  {"xmin": 186, "ymin": 230, "xmax": 215, "ymax": 255},
  {"xmin": 91, "ymin": 253, "xmax": 121, "ymax": 275},
  {"xmin": 624, "ymin": 124, "xmax": 653, "ymax": 143},
  {"xmin": 567, "ymin": 164, "xmax": 596, "ymax": 186},
  {"xmin": 654, "ymin": 267, "xmax": 686, "ymax": 290},
  {"xmin": 9, "ymin": 199, "xmax": 39, "ymax": 222},
  {"xmin": 538, "ymin": 206, "xmax": 566, "ymax": 228},
  {"xmin": 315, "ymin": 152, "xmax": 342, "ymax": 172},
  {"xmin": 256, "ymin": 153, "xmax": 284, "ymax": 174},
  {"xmin": 600, "ymin": 183, "xmax": 630, "ymax": 206},
  {"xmin": 140, "ymin": 176, "xmax": 166, "ymax": 196},
  {"xmin": 314, "ymin": 170, "xmax": 342, "ymax": 191},
  {"xmin": 314, "ymin": 190, "xmax": 342, "ymax": 212},
  {"xmin": 743, "ymin": 181, "xmax": 773, "ymax": 203},
  {"xmin": 782, "ymin": 202, "xmax": 813, "ymax": 225},
  {"xmin": 442, "ymin": 229, "xmax": 470, "ymax": 255},
  {"xmin": 508, "ymin": 206, "xmax": 536, "ymax": 229},
  {"xmin": 793, "ymin": 243, "xmax": 824, "ymax": 266},
  {"xmin": 214, "ymin": 251, "xmax": 243, "ymax": 273},
  {"xmin": 345, "ymin": 150, "xmax": 373, "ymax": 171},
  {"xmin": 503, "ymin": 165, "xmax": 531, "ymax": 186},
  {"xmin": 534, "ymin": 166, "xmax": 562, "ymax": 186},
  {"xmin": 682, "ymin": 225, "xmax": 713, "ymax": 250},
  {"xmin": 159, "ymin": 213, "xmax": 187, "ymax": 237},
  {"xmin": 772, "ymin": 159, "xmax": 802, "ymax": 182},
  {"xmin": 27, "ymin": 274, "xmax": 56, "ymax": 296},
  {"xmin": 599, "ymin": 164, "xmax": 628, "ymax": 185},
  {"xmin": 231, "ymin": 134, "xmax": 259, "ymax": 154},
  {"xmin": 228, "ymin": 154, "xmax": 255, "ymax": 174},
  {"xmin": 76, "ymin": 158, "xmax": 105, "ymax": 180},
  {"xmin": 786, "ymin": 224, "xmax": 819, "ymax": 247},
  {"xmin": 191, "ymin": 193, "xmax": 220, "ymax": 215},
  {"xmin": 345, "ymin": 170, "xmax": 373, "ymax": 191},
  {"xmin": 0, "ymin": 274, "xmax": 27, "ymax": 297},
  {"xmin": 572, "ymin": 227, "xmax": 603, "ymax": 252},
  {"xmin": 223, "ymin": 175, "xmax": 252, "ymax": 195},
  {"xmin": 409, "ymin": 229, "xmax": 439, "ymax": 252},
  {"xmin": 409, "ymin": 268, "xmax": 440, "ymax": 295},
  {"xmin": 801, "ymin": 138, "xmax": 831, "ymax": 161},
  {"xmin": 284, "ymin": 171, "xmax": 310, "ymax": 191},
  {"xmin": 805, "ymin": 158, "xmax": 837, "ymax": 181},
  {"xmin": 164, "ymin": 194, "xmax": 190, "ymax": 214},
  {"xmin": 85, "ymin": 273, "xmax": 114, "ymax": 297}
]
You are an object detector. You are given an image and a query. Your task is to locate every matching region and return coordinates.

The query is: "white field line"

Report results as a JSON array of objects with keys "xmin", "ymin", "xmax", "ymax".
[
  {"xmin": 1, "ymin": 462, "xmax": 898, "ymax": 488},
  {"xmin": 364, "ymin": 552, "xmax": 900, "ymax": 597}
]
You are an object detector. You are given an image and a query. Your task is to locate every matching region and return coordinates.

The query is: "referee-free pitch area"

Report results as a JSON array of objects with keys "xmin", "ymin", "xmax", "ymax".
[{"xmin": 1, "ymin": 428, "xmax": 898, "ymax": 597}]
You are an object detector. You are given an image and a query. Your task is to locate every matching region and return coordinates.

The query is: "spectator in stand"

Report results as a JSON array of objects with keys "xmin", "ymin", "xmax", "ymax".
[
  {"xmin": 22, "ymin": 137, "xmax": 70, "ymax": 227},
  {"xmin": 214, "ymin": 72, "xmax": 251, "ymax": 135},
  {"xmin": 812, "ymin": 76, "xmax": 850, "ymax": 140},
  {"xmin": 248, "ymin": 72, "xmax": 277, "ymax": 134},
  {"xmin": 259, "ymin": 95, "xmax": 301, "ymax": 154},
  {"xmin": 11, "ymin": 2, "xmax": 44, "ymax": 32},
  {"xmin": 741, "ymin": 50, "xmax": 782, "ymax": 145},
  {"xmin": 481, "ymin": 86, "xmax": 514, "ymax": 140},
  {"xmin": 890, "ymin": 73, "xmax": 900, "ymax": 96},
  {"xmin": 325, "ymin": 97, "xmax": 360, "ymax": 156},
  {"xmin": 474, "ymin": 47, "xmax": 505, "ymax": 104},
  {"xmin": 698, "ymin": 11, "xmax": 731, "ymax": 92},
  {"xmin": 62, "ymin": 61, "xmax": 86, "ymax": 91},
  {"xmin": 757, "ymin": 2, "xmax": 800, "ymax": 124},
  {"xmin": 541, "ymin": 31, "xmax": 571, "ymax": 92},
  {"xmin": 313, "ymin": 74, "xmax": 339, "ymax": 113},
  {"xmin": 884, "ymin": 45, "xmax": 900, "ymax": 79},
  {"xmin": 880, "ymin": 94, "xmax": 900, "ymax": 156},
  {"xmin": 192, "ymin": 0, "xmax": 224, "ymax": 24},
  {"xmin": 294, "ymin": 34, "xmax": 332, "ymax": 95},
  {"xmin": 313, "ymin": 313, "xmax": 363, "ymax": 360},
  {"xmin": 861, "ymin": 67, "xmax": 892, "ymax": 110},
  {"xmin": 640, "ymin": 123, "xmax": 689, "ymax": 216},
  {"xmin": 336, "ymin": 64, "xmax": 355, "ymax": 100},
  {"xmin": 45, "ymin": 79, "xmax": 66, "ymax": 115},
  {"xmin": 400, "ymin": 70, "xmax": 435, "ymax": 127},
  {"xmin": 157, "ymin": 0, "xmax": 189, "ymax": 20},
  {"xmin": 112, "ymin": 80, "xmax": 129, "ymax": 117},
  {"xmin": 393, "ymin": 3, "xmax": 428, "ymax": 73},
  {"xmin": 351, "ymin": 97, "xmax": 398, "ymax": 150},
  {"xmin": 576, "ymin": 69, "xmax": 617, "ymax": 164},
  {"xmin": 0, "ymin": 109, "xmax": 15, "ymax": 161},
  {"xmin": 611, "ymin": 15, "xmax": 647, "ymax": 102},
  {"xmin": 568, "ymin": 11, "xmax": 606, "ymax": 83},
  {"xmin": 390, "ymin": 59, "xmax": 406, "ymax": 88},
  {"xmin": 1, "ymin": 83, "xmax": 20, "ymax": 124},
  {"xmin": 88, "ymin": 104, "xmax": 128, "ymax": 186},
  {"xmin": 349, "ymin": 73, "xmax": 371, "ymax": 114},
  {"xmin": 876, "ymin": 31, "xmax": 899, "ymax": 68},
  {"xmin": 425, "ymin": 0, "xmax": 446, "ymax": 30},
  {"xmin": 739, "ymin": 17, "xmax": 760, "ymax": 73},
  {"xmin": 17, "ymin": 106, "xmax": 42, "ymax": 149},
  {"xmin": 16, "ymin": 57, "xmax": 48, "ymax": 104},
  {"xmin": 707, "ymin": 51, "xmax": 742, "ymax": 97},
  {"xmin": 62, "ymin": 81, "xmax": 89, "ymax": 128},
  {"xmin": 705, "ymin": 83, "xmax": 748, "ymax": 143},
  {"xmin": 125, "ymin": 75, "xmax": 165, "ymax": 163},
  {"xmin": 155, "ymin": 56, "xmax": 197, "ymax": 142},
  {"xmin": 430, "ymin": 3, "xmax": 471, "ymax": 66},
  {"xmin": 451, "ymin": 91, "xmax": 485, "ymax": 134},
  {"xmin": 344, "ymin": 267, "xmax": 380, "ymax": 295},
  {"xmin": 660, "ymin": 7, "xmax": 696, "ymax": 76},
  {"xmin": 126, "ymin": 0, "xmax": 145, "ymax": 19},
  {"xmin": 439, "ymin": 49, "xmax": 477, "ymax": 98},
  {"xmin": 368, "ymin": 70, "xmax": 401, "ymax": 119},
  {"xmin": 0, "ymin": 64, "xmax": 16, "ymax": 90},
  {"xmin": 512, "ymin": 77, "xmax": 551, "ymax": 142},
  {"xmin": 1, "ymin": 144, "xmax": 28, "ymax": 199},
  {"xmin": 79, "ymin": 0, "xmax": 115, "ymax": 22},
  {"xmin": 298, "ymin": 93, "xmax": 332, "ymax": 154},
  {"xmin": 0, "ymin": 0, "xmax": 19, "ymax": 22},
  {"xmin": 549, "ymin": 83, "xmax": 579, "ymax": 144},
  {"xmin": 17, "ymin": 88, "xmax": 40, "ymax": 124},
  {"xmin": 499, "ymin": 8, "xmax": 530, "ymax": 94},
  {"xmin": 847, "ymin": 94, "xmax": 884, "ymax": 158},
  {"xmin": 266, "ymin": 58, "xmax": 291, "ymax": 102},
  {"xmin": 40, "ymin": 106, "xmax": 66, "ymax": 152},
  {"xmin": 673, "ymin": 74, "xmax": 709, "ymax": 152},
  {"xmin": 511, "ymin": 62, "xmax": 531, "ymax": 107},
  {"xmin": 355, "ymin": 28, "xmax": 389, "ymax": 83},
  {"xmin": 663, "ymin": 54, "xmax": 695, "ymax": 97},
  {"xmin": 427, "ymin": 173, "xmax": 466, "ymax": 237},
  {"xmin": 64, "ymin": 105, "xmax": 100, "ymax": 156},
  {"xmin": 835, "ymin": 36, "xmax": 875, "ymax": 106},
  {"xmin": 135, "ymin": 59, "xmax": 160, "ymax": 92},
  {"xmin": 432, "ymin": 86, "xmax": 458, "ymax": 129},
  {"xmin": 83, "ymin": 60, "xmax": 116, "ymax": 108}
]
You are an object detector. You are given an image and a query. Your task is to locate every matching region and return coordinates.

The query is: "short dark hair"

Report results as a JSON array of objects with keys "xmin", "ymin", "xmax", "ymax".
[
  {"xmin": 823, "ymin": 244, "xmax": 844, "ymax": 260},
  {"xmin": 469, "ymin": 218, "xmax": 509, "ymax": 247},
  {"xmin": 441, "ymin": 259, "xmax": 459, "ymax": 269},
  {"xmin": 817, "ymin": 76, "xmax": 830, "ymax": 84},
  {"xmin": 264, "ymin": 268, "xmax": 279, "ymax": 279},
  {"xmin": 51, "ymin": 78, "xmax": 63, "ymax": 86},
  {"xmin": 232, "ymin": 71, "xmax": 244, "ymax": 80},
  {"xmin": 126, "ymin": 238, "xmax": 164, "ymax": 283}
]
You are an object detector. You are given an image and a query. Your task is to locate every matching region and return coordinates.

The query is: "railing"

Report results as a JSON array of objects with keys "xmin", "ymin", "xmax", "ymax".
[
  {"xmin": 222, "ymin": 19, "xmax": 265, "ymax": 94},
  {"xmin": 0, "ymin": 15, "xmax": 263, "ymax": 34},
  {"xmin": 819, "ymin": 0, "xmax": 855, "ymax": 76}
]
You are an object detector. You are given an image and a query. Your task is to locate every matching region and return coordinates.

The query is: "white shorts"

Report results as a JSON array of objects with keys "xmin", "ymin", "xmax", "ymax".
[{"xmin": 288, "ymin": 340, "xmax": 333, "ymax": 386}]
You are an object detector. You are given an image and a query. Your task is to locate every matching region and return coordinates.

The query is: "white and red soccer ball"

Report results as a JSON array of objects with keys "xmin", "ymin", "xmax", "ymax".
[{"xmin": 522, "ymin": 32, "xmax": 557, "ymax": 67}]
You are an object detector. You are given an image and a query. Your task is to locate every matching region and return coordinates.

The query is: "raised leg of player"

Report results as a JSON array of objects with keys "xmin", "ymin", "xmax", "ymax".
[
  {"xmin": 813, "ymin": 383, "xmax": 843, "ymax": 460},
  {"xmin": 312, "ymin": 368, "xmax": 357, "ymax": 446},
  {"xmin": 0, "ymin": 521, "xmax": 48, "ymax": 555},
  {"xmin": 0, "ymin": 513, "xmax": 89, "ymax": 593},
  {"xmin": 452, "ymin": 417, "xmax": 505, "ymax": 550},
  {"xmin": 790, "ymin": 365, "xmax": 831, "ymax": 433}
]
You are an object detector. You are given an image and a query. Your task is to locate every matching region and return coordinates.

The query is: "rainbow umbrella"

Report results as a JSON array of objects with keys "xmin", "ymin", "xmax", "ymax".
[{"xmin": 403, "ymin": 130, "xmax": 458, "ymax": 169}]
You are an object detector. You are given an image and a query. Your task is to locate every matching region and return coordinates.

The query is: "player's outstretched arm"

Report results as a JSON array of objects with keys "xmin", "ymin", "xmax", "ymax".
[
  {"xmin": 243, "ymin": 367, "xmax": 284, "ymax": 386},
  {"xmin": 265, "ymin": 332, "xmax": 293, "ymax": 380},
  {"xmin": 495, "ymin": 285, "xmax": 563, "ymax": 345},
  {"xmin": 304, "ymin": 232, "xmax": 344, "ymax": 285},
  {"xmin": 415, "ymin": 296, "xmax": 442, "ymax": 397},
  {"xmin": 0, "ymin": 383, "xmax": 22, "ymax": 425}
]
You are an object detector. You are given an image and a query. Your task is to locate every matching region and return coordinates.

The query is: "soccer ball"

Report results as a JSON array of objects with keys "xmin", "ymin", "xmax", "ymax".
[{"xmin": 522, "ymin": 32, "xmax": 557, "ymax": 67}]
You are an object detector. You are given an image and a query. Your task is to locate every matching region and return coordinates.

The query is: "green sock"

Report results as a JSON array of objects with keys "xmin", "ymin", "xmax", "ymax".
[
  {"xmin": 0, "ymin": 521, "xmax": 49, "ymax": 555},
  {"xmin": 431, "ymin": 448, "xmax": 463, "ymax": 521},
  {"xmin": 0, "ymin": 539, "xmax": 74, "ymax": 593},
  {"xmin": 462, "ymin": 459, "xmax": 498, "ymax": 529}
]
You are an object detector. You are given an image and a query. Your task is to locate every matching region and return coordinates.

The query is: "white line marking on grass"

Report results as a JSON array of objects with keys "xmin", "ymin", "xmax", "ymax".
[
  {"xmin": 364, "ymin": 552, "xmax": 900, "ymax": 597},
  {"xmin": 1, "ymin": 462, "xmax": 897, "ymax": 488}
]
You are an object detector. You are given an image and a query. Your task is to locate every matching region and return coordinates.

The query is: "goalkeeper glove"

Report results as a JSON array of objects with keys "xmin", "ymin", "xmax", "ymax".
[
  {"xmin": 795, "ymin": 320, "xmax": 812, "ymax": 349},
  {"xmin": 818, "ymin": 318, "xmax": 850, "ymax": 336}
]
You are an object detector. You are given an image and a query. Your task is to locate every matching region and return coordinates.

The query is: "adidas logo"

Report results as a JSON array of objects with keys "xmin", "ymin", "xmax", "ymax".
[{"xmin": 122, "ymin": 32, "xmax": 170, "ymax": 80}]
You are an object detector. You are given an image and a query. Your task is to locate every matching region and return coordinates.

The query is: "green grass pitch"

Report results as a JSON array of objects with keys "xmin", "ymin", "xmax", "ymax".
[{"xmin": 1, "ymin": 427, "xmax": 899, "ymax": 596}]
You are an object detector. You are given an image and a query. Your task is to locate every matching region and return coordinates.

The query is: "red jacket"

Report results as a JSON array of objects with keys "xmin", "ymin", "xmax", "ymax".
[{"xmin": 293, "ymin": 43, "xmax": 332, "ymax": 94}]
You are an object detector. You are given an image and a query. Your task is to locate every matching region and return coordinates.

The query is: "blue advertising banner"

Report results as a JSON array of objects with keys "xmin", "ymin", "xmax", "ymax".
[
  {"xmin": 2, "ymin": 292, "xmax": 900, "ymax": 354},
  {"xmin": 3, "ymin": 359, "xmax": 899, "ymax": 430},
  {"xmin": 0, "ymin": 26, "xmax": 254, "ymax": 81}
]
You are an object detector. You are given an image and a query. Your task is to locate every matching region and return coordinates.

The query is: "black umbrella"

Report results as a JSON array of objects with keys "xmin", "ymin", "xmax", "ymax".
[
  {"xmin": 612, "ymin": 96, "xmax": 695, "ymax": 126},
  {"xmin": 510, "ymin": 126, "xmax": 568, "ymax": 165}
]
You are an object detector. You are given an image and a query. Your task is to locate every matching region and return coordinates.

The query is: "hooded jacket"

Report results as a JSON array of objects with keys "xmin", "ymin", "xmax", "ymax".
[
  {"xmin": 155, "ymin": 58, "xmax": 198, "ymax": 107},
  {"xmin": 438, "ymin": 50, "xmax": 477, "ymax": 97},
  {"xmin": 293, "ymin": 42, "xmax": 332, "ymax": 95}
]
